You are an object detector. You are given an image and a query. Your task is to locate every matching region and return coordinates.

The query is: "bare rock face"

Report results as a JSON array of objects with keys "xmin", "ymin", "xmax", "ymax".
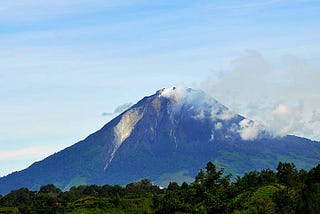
[
  {"xmin": 0, "ymin": 87, "xmax": 319, "ymax": 194},
  {"xmin": 104, "ymin": 108, "xmax": 143, "ymax": 170}
]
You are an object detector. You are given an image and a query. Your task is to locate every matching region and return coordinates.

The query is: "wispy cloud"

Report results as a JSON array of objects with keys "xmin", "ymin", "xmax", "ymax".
[
  {"xmin": 0, "ymin": 146, "xmax": 52, "ymax": 161},
  {"xmin": 0, "ymin": 1, "xmax": 142, "ymax": 23},
  {"xmin": 113, "ymin": 103, "xmax": 133, "ymax": 114},
  {"xmin": 102, "ymin": 112, "xmax": 113, "ymax": 116},
  {"xmin": 102, "ymin": 102, "xmax": 133, "ymax": 117}
]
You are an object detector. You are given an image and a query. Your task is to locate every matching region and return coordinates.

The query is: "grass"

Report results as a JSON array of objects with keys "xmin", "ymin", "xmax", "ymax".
[{"xmin": 0, "ymin": 207, "xmax": 19, "ymax": 214}]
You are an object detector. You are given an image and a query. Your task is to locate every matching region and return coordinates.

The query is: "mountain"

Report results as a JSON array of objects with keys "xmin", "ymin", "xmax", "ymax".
[{"xmin": 0, "ymin": 87, "xmax": 319, "ymax": 194}]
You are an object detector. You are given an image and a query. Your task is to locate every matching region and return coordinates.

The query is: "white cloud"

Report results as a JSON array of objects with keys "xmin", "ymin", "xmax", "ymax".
[
  {"xmin": 210, "ymin": 106, "xmax": 220, "ymax": 121},
  {"xmin": 217, "ymin": 109, "xmax": 236, "ymax": 121},
  {"xmin": 238, "ymin": 119, "xmax": 262, "ymax": 141},
  {"xmin": 229, "ymin": 123, "xmax": 239, "ymax": 133},
  {"xmin": 272, "ymin": 104, "xmax": 292, "ymax": 119},
  {"xmin": 210, "ymin": 106, "xmax": 236, "ymax": 121},
  {"xmin": 0, "ymin": 146, "xmax": 52, "ymax": 161},
  {"xmin": 113, "ymin": 102, "xmax": 133, "ymax": 114},
  {"xmin": 160, "ymin": 84, "xmax": 199, "ymax": 113},
  {"xmin": 215, "ymin": 122, "xmax": 223, "ymax": 130},
  {"xmin": 102, "ymin": 112, "xmax": 113, "ymax": 116},
  {"xmin": 265, "ymin": 104, "xmax": 304, "ymax": 137},
  {"xmin": 160, "ymin": 84, "xmax": 188, "ymax": 104},
  {"xmin": 311, "ymin": 110, "xmax": 320, "ymax": 123},
  {"xmin": 199, "ymin": 51, "xmax": 320, "ymax": 141},
  {"xmin": 193, "ymin": 109, "xmax": 205, "ymax": 120}
]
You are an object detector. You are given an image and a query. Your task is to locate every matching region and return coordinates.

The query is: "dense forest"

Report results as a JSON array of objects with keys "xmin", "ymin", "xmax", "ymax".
[{"xmin": 0, "ymin": 161, "xmax": 319, "ymax": 213}]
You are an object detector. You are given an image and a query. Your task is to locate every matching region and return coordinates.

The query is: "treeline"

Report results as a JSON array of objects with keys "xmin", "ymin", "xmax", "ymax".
[{"xmin": 0, "ymin": 162, "xmax": 319, "ymax": 213}]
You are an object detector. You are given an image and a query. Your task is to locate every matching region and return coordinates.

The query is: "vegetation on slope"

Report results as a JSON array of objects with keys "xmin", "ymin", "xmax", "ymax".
[{"xmin": 0, "ymin": 161, "xmax": 319, "ymax": 213}]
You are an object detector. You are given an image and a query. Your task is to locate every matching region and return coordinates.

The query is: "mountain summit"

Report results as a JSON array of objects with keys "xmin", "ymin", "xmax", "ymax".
[{"xmin": 0, "ymin": 87, "xmax": 319, "ymax": 194}]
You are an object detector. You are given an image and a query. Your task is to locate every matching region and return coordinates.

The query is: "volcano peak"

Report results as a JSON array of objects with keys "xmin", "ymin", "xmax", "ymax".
[{"xmin": 0, "ymin": 88, "xmax": 319, "ymax": 194}]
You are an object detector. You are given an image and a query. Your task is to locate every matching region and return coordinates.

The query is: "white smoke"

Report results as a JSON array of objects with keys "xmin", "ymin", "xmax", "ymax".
[
  {"xmin": 229, "ymin": 123, "xmax": 239, "ymax": 133},
  {"xmin": 161, "ymin": 85, "xmax": 237, "ymax": 123},
  {"xmin": 210, "ymin": 105, "xmax": 220, "ymax": 121},
  {"xmin": 159, "ymin": 84, "xmax": 304, "ymax": 141},
  {"xmin": 238, "ymin": 119, "xmax": 262, "ymax": 141},
  {"xmin": 199, "ymin": 51, "xmax": 320, "ymax": 141},
  {"xmin": 263, "ymin": 104, "xmax": 306, "ymax": 138},
  {"xmin": 272, "ymin": 104, "xmax": 292, "ymax": 119},
  {"xmin": 160, "ymin": 83, "xmax": 188, "ymax": 104},
  {"xmin": 193, "ymin": 109, "xmax": 205, "ymax": 120},
  {"xmin": 214, "ymin": 122, "xmax": 223, "ymax": 130},
  {"xmin": 217, "ymin": 109, "xmax": 236, "ymax": 121}
]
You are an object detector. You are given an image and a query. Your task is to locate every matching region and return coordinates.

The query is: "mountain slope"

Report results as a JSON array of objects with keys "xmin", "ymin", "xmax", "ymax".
[{"xmin": 0, "ymin": 87, "xmax": 319, "ymax": 194}]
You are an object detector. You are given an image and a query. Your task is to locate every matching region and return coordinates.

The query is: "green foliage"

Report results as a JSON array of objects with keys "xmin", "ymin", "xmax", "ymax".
[
  {"xmin": 39, "ymin": 184, "xmax": 62, "ymax": 196},
  {"xmin": 0, "ymin": 162, "xmax": 319, "ymax": 213},
  {"xmin": 0, "ymin": 207, "xmax": 19, "ymax": 214},
  {"xmin": 277, "ymin": 162, "xmax": 298, "ymax": 186},
  {"xmin": 0, "ymin": 188, "xmax": 35, "ymax": 213}
]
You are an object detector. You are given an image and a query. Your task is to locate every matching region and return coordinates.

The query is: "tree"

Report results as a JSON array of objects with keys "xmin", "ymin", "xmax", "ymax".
[
  {"xmin": 277, "ymin": 162, "xmax": 297, "ymax": 186},
  {"xmin": 193, "ymin": 162, "xmax": 231, "ymax": 213},
  {"xmin": 39, "ymin": 184, "xmax": 61, "ymax": 195},
  {"xmin": 259, "ymin": 169, "xmax": 277, "ymax": 185},
  {"xmin": 181, "ymin": 182, "xmax": 189, "ymax": 190},
  {"xmin": 0, "ymin": 188, "xmax": 35, "ymax": 212},
  {"xmin": 235, "ymin": 171, "xmax": 260, "ymax": 192},
  {"xmin": 167, "ymin": 182, "xmax": 180, "ymax": 191},
  {"xmin": 296, "ymin": 164, "xmax": 320, "ymax": 213}
]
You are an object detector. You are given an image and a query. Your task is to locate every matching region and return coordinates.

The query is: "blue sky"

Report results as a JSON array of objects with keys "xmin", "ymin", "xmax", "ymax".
[{"xmin": 1, "ymin": 0, "xmax": 320, "ymax": 176}]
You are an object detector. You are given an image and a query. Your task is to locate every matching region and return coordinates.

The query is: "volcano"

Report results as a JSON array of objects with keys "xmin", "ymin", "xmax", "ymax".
[{"xmin": 0, "ymin": 87, "xmax": 319, "ymax": 194}]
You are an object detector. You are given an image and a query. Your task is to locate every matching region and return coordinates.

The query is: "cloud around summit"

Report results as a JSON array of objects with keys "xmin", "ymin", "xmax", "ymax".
[{"xmin": 199, "ymin": 51, "xmax": 320, "ymax": 140}]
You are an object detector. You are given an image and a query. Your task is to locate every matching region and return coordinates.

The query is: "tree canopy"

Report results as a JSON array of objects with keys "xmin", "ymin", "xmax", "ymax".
[{"xmin": 0, "ymin": 162, "xmax": 319, "ymax": 213}]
